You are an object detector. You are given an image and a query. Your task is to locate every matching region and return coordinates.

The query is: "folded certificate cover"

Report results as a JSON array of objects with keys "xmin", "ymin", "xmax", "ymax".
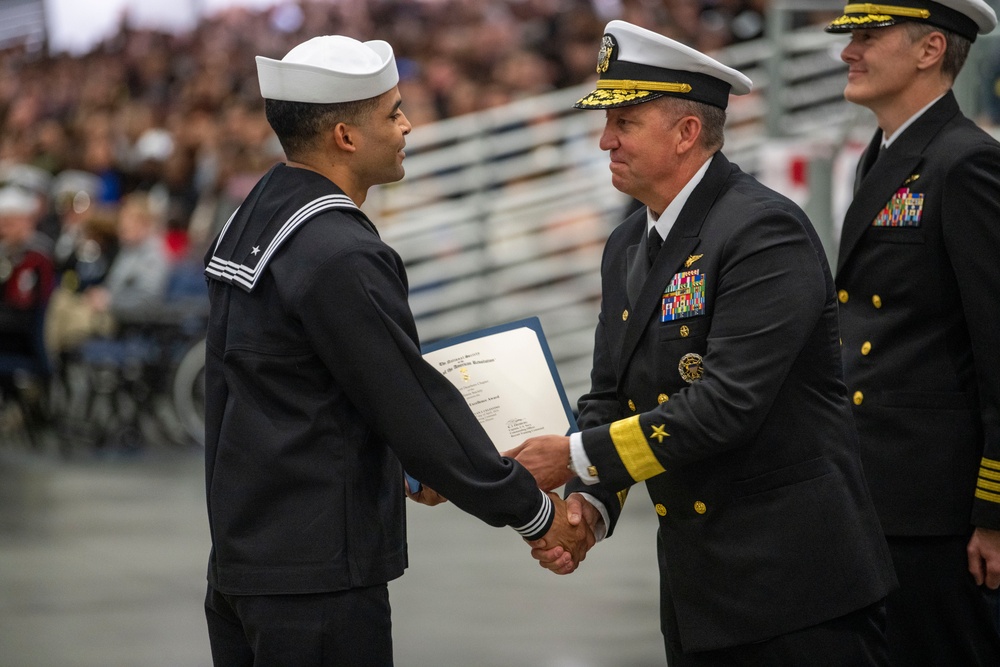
[{"xmin": 406, "ymin": 317, "xmax": 577, "ymax": 494}]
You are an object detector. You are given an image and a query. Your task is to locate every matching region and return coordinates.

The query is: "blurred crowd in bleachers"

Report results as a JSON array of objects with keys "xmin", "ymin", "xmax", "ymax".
[
  {"xmin": 2, "ymin": 0, "xmax": 999, "ymax": 448},
  {"xmin": 0, "ymin": 0, "xmax": 776, "ymax": 438},
  {"xmin": 1, "ymin": 0, "xmax": 774, "ymax": 257}
]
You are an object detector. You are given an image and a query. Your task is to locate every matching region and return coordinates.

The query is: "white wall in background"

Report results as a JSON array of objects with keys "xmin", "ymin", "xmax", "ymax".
[{"xmin": 44, "ymin": 0, "xmax": 284, "ymax": 54}]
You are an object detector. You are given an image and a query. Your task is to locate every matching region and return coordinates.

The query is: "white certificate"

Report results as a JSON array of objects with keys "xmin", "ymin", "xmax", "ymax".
[{"xmin": 422, "ymin": 317, "xmax": 577, "ymax": 451}]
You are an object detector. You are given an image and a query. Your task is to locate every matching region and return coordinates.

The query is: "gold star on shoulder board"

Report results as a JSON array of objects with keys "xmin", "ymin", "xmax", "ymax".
[{"xmin": 649, "ymin": 424, "xmax": 669, "ymax": 443}]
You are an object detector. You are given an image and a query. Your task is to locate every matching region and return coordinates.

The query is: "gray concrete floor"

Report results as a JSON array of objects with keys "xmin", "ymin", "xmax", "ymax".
[{"xmin": 0, "ymin": 438, "xmax": 665, "ymax": 667}]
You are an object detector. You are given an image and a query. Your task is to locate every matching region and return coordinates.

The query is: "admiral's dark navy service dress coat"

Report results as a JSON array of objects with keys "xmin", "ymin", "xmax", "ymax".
[{"xmin": 568, "ymin": 153, "xmax": 896, "ymax": 652}]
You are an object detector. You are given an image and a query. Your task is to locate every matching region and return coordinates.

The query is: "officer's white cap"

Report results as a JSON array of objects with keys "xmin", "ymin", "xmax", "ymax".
[
  {"xmin": 826, "ymin": 0, "xmax": 996, "ymax": 41},
  {"xmin": 575, "ymin": 20, "xmax": 752, "ymax": 111},
  {"xmin": 256, "ymin": 35, "xmax": 399, "ymax": 104}
]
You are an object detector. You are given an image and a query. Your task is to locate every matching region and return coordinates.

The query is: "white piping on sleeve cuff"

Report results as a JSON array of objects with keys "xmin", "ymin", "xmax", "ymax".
[{"xmin": 513, "ymin": 489, "xmax": 553, "ymax": 540}]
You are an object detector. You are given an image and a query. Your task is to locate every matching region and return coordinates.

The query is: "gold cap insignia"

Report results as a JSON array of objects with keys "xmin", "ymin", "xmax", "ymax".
[
  {"xmin": 679, "ymin": 352, "xmax": 704, "ymax": 383},
  {"xmin": 596, "ymin": 34, "xmax": 615, "ymax": 74}
]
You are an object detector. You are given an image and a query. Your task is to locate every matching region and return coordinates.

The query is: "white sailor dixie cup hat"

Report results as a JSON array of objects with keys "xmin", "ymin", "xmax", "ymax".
[
  {"xmin": 256, "ymin": 35, "xmax": 399, "ymax": 104},
  {"xmin": 574, "ymin": 20, "xmax": 752, "ymax": 111},
  {"xmin": 825, "ymin": 0, "xmax": 997, "ymax": 41}
]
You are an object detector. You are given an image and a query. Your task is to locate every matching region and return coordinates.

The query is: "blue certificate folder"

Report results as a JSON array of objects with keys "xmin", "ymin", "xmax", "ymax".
[{"xmin": 404, "ymin": 317, "xmax": 578, "ymax": 494}]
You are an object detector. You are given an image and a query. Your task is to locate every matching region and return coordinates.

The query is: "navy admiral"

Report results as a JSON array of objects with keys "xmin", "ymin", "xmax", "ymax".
[
  {"xmin": 826, "ymin": 0, "xmax": 1000, "ymax": 663},
  {"xmin": 201, "ymin": 35, "xmax": 592, "ymax": 666},
  {"xmin": 508, "ymin": 20, "xmax": 897, "ymax": 665}
]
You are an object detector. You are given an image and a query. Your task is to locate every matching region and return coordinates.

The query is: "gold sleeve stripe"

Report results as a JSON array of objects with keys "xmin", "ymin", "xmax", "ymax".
[
  {"xmin": 975, "ymin": 488, "xmax": 1000, "ymax": 504},
  {"xmin": 610, "ymin": 415, "xmax": 666, "ymax": 482},
  {"xmin": 981, "ymin": 457, "xmax": 1000, "ymax": 471},
  {"xmin": 980, "ymin": 468, "xmax": 1000, "ymax": 482},
  {"xmin": 977, "ymin": 478, "xmax": 1000, "ymax": 493},
  {"xmin": 597, "ymin": 79, "xmax": 692, "ymax": 94},
  {"xmin": 843, "ymin": 3, "xmax": 931, "ymax": 18},
  {"xmin": 616, "ymin": 488, "xmax": 629, "ymax": 509}
]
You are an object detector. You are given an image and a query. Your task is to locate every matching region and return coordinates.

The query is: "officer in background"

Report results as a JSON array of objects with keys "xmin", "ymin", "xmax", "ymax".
[
  {"xmin": 510, "ymin": 20, "xmax": 896, "ymax": 665},
  {"xmin": 826, "ymin": 0, "xmax": 1000, "ymax": 663},
  {"xmin": 201, "ymin": 34, "xmax": 591, "ymax": 666}
]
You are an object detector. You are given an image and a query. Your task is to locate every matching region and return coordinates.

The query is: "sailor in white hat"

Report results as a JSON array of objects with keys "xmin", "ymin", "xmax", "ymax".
[
  {"xmin": 202, "ymin": 35, "xmax": 586, "ymax": 667},
  {"xmin": 519, "ymin": 19, "xmax": 897, "ymax": 665},
  {"xmin": 825, "ymin": 0, "xmax": 1000, "ymax": 663}
]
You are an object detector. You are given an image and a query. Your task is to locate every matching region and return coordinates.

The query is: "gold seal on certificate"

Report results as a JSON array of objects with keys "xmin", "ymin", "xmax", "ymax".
[{"xmin": 421, "ymin": 317, "xmax": 577, "ymax": 451}]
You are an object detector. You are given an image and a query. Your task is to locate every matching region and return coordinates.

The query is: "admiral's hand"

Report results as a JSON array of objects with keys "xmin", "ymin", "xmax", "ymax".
[
  {"xmin": 968, "ymin": 526, "xmax": 1000, "ymax": 589},
  {"xmin": 504, "ymin": 435, "xmax": 574, "ymax": 492},
  {"xmin": 528, "ymin": 493, "xmax": 599, "ymax": 574},
  {"xmin": 525, "ymin": 492, "xmax": 594, "ymax": 575}
]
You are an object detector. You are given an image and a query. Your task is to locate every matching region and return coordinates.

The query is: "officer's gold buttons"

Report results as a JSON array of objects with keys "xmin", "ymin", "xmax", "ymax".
[
  {"xmin": 655, "ymin": 504, "xmax": 667, "ymax": 516},
  {"xmin": 853, "ymin": 391, "xmax": 864, "ymax": 405},
  {"xmin": 838, "ymin": 289, "xmax": 849, "ymax": 303},
  {"xmin": 628, "ymin": 399, "xmax": 636, "ymax": 412},
  {"xmin": 680, "ymin": 325, "xmax": 690, "ymax": 338},
  {"xmin": 861, "ymin": 341, "xmax": 872, "ymax": 356},
  {"xmin": 694, "ymin": 501, "xmax": 707, "ymax": 514},
  {"xmin": 657, "ymin": 393, "xmax": 669, "ymax": 404},
  {"xmin": 622, "ymin": 309, "xmax": 629, "ymax": 321},
  {"xmin": 872, "ymin": 294, "xmax": 882, "ymax": 309}
]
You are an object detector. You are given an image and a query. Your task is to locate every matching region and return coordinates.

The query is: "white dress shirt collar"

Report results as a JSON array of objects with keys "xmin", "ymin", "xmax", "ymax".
[
  {"xmin": 647, "ymin": 155, "xmax": 714, "ymax": 241},
  {"xmin": 882, "ymin": 93, "xmax": 945, "ymax": 149}
]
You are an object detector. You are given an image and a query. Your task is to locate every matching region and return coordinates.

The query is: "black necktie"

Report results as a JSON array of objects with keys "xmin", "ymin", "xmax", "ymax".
[
  {"xmin": 855, "ymin": 145, "xmax": 881, "ymax": 195},
  {"xmin": 647, "ymin": 227, "xmax": 663, "ymax": 266}
]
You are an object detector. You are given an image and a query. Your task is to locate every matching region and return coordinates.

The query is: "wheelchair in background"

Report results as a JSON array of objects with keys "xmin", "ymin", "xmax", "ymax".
[{"xmin": 51, "ymin": 260, "xmax": 207, "ymax": 455}]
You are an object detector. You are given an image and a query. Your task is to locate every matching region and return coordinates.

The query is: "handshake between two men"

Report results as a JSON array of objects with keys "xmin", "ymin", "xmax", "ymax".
[{"xmin": 407, "ymin": 434, "xmax": 598, "ymax": 575}]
